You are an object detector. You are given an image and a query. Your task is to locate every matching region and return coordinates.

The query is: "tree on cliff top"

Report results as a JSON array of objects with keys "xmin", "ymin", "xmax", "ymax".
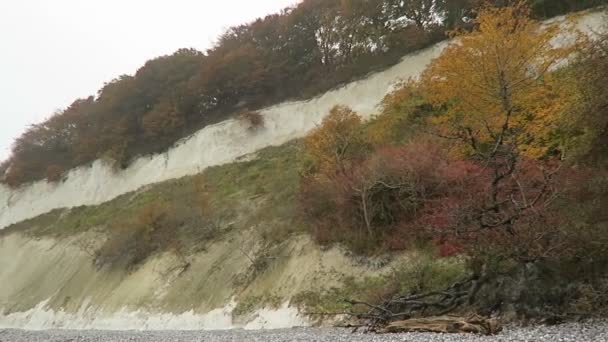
[{"xmin": 3, "ymin": 0, "xmax": 603, "ymax": 187}]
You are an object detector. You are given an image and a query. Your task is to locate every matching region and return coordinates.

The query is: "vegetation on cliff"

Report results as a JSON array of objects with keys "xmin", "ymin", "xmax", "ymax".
[
  {"xmin": 1, "ymin": 0, "xmax": 607, "ymax": 326},
  {"xmin": 299, "ymin": 2, "xmax": 608, "ymax": 322},
  {"xmin": 1, "ymin": 0, "xmax": 606, "ymax": 187}
]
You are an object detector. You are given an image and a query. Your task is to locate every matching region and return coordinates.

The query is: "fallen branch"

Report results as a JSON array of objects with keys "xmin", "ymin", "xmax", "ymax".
[
  {"xmin": 339, "ymin": 272, "xmax": 501, "ymax": 335},
  {"xmin": 378, "ymin": 314, "xmax": 502, "ymax": 335}
]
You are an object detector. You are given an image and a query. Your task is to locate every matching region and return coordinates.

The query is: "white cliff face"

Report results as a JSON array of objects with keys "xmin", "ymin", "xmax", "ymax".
[
  {"xmin": 0, "ymin": 232, "xmax": 379, "ymax": 330},
  {"xmin": 0, "ymin": 299, "xmax": 305, "ymax": 331},
  {"xmin": 0, "ymin": 12, "xmax": 604, "ymax": 230}
]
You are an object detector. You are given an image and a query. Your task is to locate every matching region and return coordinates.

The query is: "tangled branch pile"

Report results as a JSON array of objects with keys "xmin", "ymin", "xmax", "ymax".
[{"xmin": 342, "ymin": 271, "xmax": 503, "ymax": 335}]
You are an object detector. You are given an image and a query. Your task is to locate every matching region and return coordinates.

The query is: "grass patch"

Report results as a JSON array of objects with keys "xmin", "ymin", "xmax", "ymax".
[
  {"xmin": 292, "ymin": 252, "xmax": 466, "ymax": 313},
  {"xmin": 232, "ymin": 294, "xmax": 282, "ymax": 318}
]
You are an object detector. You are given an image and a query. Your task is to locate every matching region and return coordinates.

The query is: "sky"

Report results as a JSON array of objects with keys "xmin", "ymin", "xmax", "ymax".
[{"xmin": 0, "ymin": 0, "xmax": 301, "ymax": 161}]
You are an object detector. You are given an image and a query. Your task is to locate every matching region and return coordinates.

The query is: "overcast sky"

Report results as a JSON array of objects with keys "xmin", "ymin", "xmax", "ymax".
[{"xmin": 0, "ymin": 0, "xmax": 300, "ymax": 161}]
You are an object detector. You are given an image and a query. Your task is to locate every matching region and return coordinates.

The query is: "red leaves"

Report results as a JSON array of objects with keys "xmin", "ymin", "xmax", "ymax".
[
  {"xmin": 302, "ymin": 140, "xmax": 481, "ymax": 253},
  {"xmin": 435, "ymin": 238, "xmax": 463, "ymax": 258},
  {"xmin": 301, "ymin": 134, "xmax": 590, "ymax": 260}
]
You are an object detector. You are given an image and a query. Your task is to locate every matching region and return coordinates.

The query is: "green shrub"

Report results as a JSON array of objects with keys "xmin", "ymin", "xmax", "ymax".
[
  {"xmin": 94, "ymin": 201, "xmax": 173, "ymax": 270},
  {"xmin": 292, "ymin": 253, "xmax": 466, "ymax": 313}
]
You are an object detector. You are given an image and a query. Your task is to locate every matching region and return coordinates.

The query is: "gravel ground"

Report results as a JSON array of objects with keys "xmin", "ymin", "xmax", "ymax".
[{"xmin": 2, "ymin": 322, "xmax": 608, "ymax": 342}]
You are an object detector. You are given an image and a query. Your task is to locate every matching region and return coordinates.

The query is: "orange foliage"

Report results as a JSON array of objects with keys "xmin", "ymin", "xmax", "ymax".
[
  {"xmin": 304, "ymin": 106, "xmax": 369, "ymax": 177},
  {"xmin": 142, "ymin": 100, "xmax": 185, "ymax": 139},
  {"xmin": 420, "ymin": 2, "xmax": 582, "ymax": 158}
]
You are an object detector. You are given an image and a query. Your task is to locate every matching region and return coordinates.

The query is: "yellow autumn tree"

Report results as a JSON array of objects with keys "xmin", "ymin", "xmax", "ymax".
[
  {"xmin": 420, "ymin": 2, "xmax": 581, "ymax": 158},
  {"xmin": 305, "ymin": 105, "xmax": 369, "ymax": 177}
]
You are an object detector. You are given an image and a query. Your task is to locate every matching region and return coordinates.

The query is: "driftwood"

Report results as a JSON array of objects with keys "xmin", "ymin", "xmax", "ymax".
[
  {"xmin": 378, "ymin": 315, "xmax": 501, "ymax": 335},
  {"xmin": 346, "ymin": 275, "xmax": 480, "ymax": 323},
  {"xmin": 341, "ymin": 269, "xmax": 501, "ymax": 335}
]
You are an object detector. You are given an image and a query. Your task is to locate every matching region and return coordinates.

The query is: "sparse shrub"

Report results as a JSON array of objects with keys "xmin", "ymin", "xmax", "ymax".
[
  {"xmin": 1, "ymin": 162, "xmax": 19, "ymax": 187},
  {"xmin": 93, "ymin": 176, "xmax": 233, "ymax": 271},
  {"xmin": 45, "ymin": 164, "xmax": 64, "ymax": 183},
  {"xmin": 291, "ymin": 253, "xmax": 465, "ymax": 314},
  {"xmin": 232, "ymin": 296, "xmax": 263, "ymax": 318},
  {"xmin": 239, "ymin": 111, "xmax": 264, "ymax": 130},
  {"xmin": 0, "ymin": 160, "xmax": 9, "ymax": 179},
  {"xmin": 94, "ymin": 201, "xmax": 171, "ymax": 270},
  {"xmin": 571, "ymin": 279, "xmax": 608, "ymax": 316}
]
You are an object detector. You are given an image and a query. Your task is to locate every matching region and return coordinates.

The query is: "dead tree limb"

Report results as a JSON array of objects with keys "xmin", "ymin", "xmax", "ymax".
[{"xmin": 341, "ymin": 274, "xmax": 492, "ymax": 332}]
